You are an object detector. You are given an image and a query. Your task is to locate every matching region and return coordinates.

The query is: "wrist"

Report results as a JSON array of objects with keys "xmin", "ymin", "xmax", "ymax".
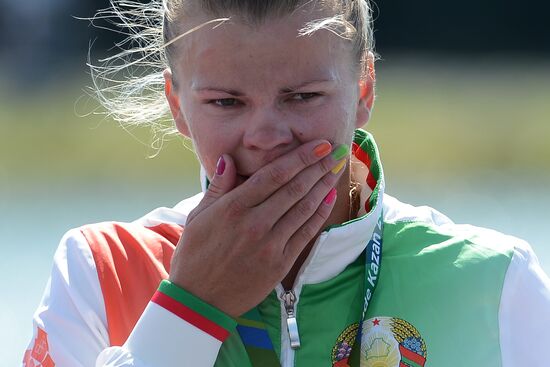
[{"xmin": 154, "ymin": 280, "xmax": 237, "ymax": 341}]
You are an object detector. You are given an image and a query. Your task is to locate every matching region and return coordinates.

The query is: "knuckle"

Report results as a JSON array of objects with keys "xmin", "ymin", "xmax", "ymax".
[
  {"xmin": 226, "ymin": 198, "xmax": 245, "ymax": 217},
  {"xmin": 315, "ymin": 207, "xmax": 331, "ymax": 222},
  {"xmin": 297, "ymin": 148, "xmax": 311, "ymax": 166},
  {"xmin": 268, "ymin": 165, "xmax": 289, "ymax": 185},
  {"xmin": 299, "ymin": 223, "xmax": 316, "ymax": 240},
  {"xmin": 245, "ymin": 220, "xmax": 269, "ymax": 241},
  {"xmin": 247, "ymin": 174, "xmax": 262, "ymax": 187},
  {"xmin": 320, "ymin": 174, "xmax": 334, "ymax": 188},
  {"xmin": 186, "ymin": 209, "xmax": 198, "ymax": 223},
  {"xmin": 207, "ymin": 182, "xmax": 223, "ymax": 196},
  {"xmin": 187, "ymin": 207, "xmax": 199, "ymax": 219},
  {"xmin": 297, "ymin": 198, "xmax": 316, "ymax": 216},
  {"xmin": 287, "ymin": 179, "xmax": 307, "ymax": 198},
  {"xmin": 319, "ymin": 157, "xmax": 333, "ymax": 173}
]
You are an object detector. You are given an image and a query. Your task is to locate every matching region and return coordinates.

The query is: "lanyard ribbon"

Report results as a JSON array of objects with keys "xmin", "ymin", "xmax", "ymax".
[
  {"xmin": 361, "ymin": 212, "xmax": 383, "ymax": 321},
  {"xmin": 236, "ymin": 210, "xmax": 384, "ymax": 366}
]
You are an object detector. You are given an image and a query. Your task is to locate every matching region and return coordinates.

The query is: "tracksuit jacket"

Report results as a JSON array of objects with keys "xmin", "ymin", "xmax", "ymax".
[{"xmin": 24, "ymin": 129, "xmax": 550, "ymax": 367}]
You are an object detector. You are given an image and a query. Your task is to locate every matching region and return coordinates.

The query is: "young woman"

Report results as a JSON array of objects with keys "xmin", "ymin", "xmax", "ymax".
[{"xmin": 24, "ymin": 1, "xmax": 550, "ymax": 366}]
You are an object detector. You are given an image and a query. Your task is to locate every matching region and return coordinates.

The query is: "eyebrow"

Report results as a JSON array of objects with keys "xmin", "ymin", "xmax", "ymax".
[{"xmin": 192, "ymin": 79, "xmax": 336, "ymax": 96}]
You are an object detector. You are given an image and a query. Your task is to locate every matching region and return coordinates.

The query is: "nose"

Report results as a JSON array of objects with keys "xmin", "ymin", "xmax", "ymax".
[{"xmin": 242, "ymin": 108, "xmax": 294, "ymax": 151}]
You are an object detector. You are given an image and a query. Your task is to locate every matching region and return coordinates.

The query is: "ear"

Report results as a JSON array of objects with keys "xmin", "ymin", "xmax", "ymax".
[
  {"xmin": 355, "ymin": 52, "xmax": 376, "ymax": 129},
  {"xmin": 163, "ymin": 68, "xmax": 190, "ymax": 137}
]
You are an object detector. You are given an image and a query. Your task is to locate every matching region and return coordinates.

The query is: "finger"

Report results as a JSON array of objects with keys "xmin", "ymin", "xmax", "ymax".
[
  {"xmin": 255, "ymin": 144, "xmax": 348, "ymax": 227},
  {"xmin": 188, "ymin": 154, "xmax": 238, "ymax": 221},
  {"xmin": 235, "ymin": 140, "xmax": 333, "ymax": 207},
  {"xmin": 269, "ymin": 161, "xmax": 344, "ymax": 242},
  {"xmin": 281, "ymin": 187, "xmax": 338, "ymax": 261}
]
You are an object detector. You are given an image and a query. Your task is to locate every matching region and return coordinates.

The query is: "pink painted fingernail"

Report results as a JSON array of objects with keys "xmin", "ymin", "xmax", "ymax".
[
  {"xmin": 216, "ymin": 156, "xmax": 226, "ymax": 175},
  {"xmin": 324, "ymin": 188, "xmax": 337, "ymax": 205}
]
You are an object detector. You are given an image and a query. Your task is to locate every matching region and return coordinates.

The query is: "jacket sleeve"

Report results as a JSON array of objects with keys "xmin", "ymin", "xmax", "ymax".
[
  {"xmin": 499, "ymin": 239, "xmax": 550, "ymax": 367},
  {"xmin": 22, "ymin": 229, "xmax": 110, "ymax": 367},
  {"xmin": 97, "ymin": 280, "xmax": 237, "ymax": 366},
  {"xmin": 23, "ymin": 228, "xmax": 236, "ymax": 367}
]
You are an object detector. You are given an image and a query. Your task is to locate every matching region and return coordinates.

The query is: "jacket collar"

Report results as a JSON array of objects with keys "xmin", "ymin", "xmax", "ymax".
[{"xmin": 296, "ymin": 129, "xmax": 385, "ymax": 285}]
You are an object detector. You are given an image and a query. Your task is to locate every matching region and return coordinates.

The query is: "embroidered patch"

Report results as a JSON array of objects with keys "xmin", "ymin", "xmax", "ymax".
[
  {"xmin": 23, "ymin": 327, "xmax": 55, "ymax": 367},
  {"xmin": 331, "ymin": 323, "xmax": 360, "ymax": 367},
  {"xmin": 360, "ymin": 317, "xmax": 427, "ymax": 367}
]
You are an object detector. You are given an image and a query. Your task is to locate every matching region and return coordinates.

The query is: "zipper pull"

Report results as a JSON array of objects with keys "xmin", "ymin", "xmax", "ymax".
[{"xmin": 281, "ymin": 290, "xmax": 301, "ymax": 349}]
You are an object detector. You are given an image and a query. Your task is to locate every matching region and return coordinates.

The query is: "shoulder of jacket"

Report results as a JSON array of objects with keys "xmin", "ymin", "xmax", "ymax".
[
  {"xmin": 383, "ymin": 193, "xmax": 454, "ymax": 226},
  {"xmin": 382, "ymin": 193, "xmax": 518, "ymax": 259},
  {"xmin": 76, "ymin": 221, "xmax": 182, "ymax": 261},
  {"xmin": 74, "ymin": 192, "xmax": 203, "ymax": 251},
  {"xmin": 133, "ymin": 192, "xmax": 203, "ymax": 227}
]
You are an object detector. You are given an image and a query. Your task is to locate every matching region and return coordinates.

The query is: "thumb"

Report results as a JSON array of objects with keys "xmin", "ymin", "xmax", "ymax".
[{"xmin": 200, "ymin": 154, "xmax": 238, "ymax": 209}]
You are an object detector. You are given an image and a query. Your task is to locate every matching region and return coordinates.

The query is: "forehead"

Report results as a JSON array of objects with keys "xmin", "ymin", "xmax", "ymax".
[{"xmin": 174, "ymin": 8, "xmax": 354, "ymax": 88}]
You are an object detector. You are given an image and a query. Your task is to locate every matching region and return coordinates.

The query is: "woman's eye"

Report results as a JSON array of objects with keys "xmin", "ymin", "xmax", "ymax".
[
  {"xmin": 209, "ymin": 98, "xmax": 240, "ymax": 107},
  {"xmin": 290, "ymin": 93, "xmax": 320, "ymax": 102}
]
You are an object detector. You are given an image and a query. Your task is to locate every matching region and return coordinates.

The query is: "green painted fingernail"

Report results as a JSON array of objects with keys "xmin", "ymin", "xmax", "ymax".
[{"xmin": 331, "ymin": 144, "xmax": 349, "ymax": 161}]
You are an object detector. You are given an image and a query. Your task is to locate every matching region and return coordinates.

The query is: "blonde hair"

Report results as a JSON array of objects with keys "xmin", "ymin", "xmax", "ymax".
[{"xmin": 88, "ymin": 0, "xmax": 376, "ymax": 147}]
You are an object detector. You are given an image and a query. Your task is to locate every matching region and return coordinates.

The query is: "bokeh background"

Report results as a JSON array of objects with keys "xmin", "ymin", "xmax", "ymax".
[{"xmin": 1, "ymin": 0, "xmax": 549, "ymax": 365}]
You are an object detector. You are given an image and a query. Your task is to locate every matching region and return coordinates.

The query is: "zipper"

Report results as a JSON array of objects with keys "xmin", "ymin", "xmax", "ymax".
[
  {"xmin": 277, "ymin": 232, "xmax": 327, "ymax": 366},
  {"xmin": 281, "ymin": 290, "xmax": 301, "ymax": 349},
  {"xmin": 277, "ymin": 283, "xmax": 302, "ymax": 367}
]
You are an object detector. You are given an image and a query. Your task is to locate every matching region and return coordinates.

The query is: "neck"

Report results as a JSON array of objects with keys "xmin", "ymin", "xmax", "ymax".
[
  {"xmin": 325, "ymin": 163, "xmax": 354, "ymax": 228},
  {"xmin": 281, "ymin": 163, "xmax": 352, "ymax": 290}
]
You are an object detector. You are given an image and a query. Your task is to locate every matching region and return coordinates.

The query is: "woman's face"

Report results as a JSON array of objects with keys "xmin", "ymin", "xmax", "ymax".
[{"xmin": 166, "ymin": 9, "xmax": 374, "ymax": 181}]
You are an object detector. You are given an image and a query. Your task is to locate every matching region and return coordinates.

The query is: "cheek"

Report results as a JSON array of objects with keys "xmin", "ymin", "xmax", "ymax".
[
  {"xmin": 190, "ymin": 126, "xmax": 240, "ymax": 176},
  {"xmin": 302, "ymin": 101, "xmax": 355, "ymax": 143},
  {"xmin": 194, "ymin": 137, "xmax": 222, "ymax": 174},
  {"xmin": 187, "ymin": 123, "xmax": 217, "ymax": 174},
  {"xmin": 182, "ymin": 110, "xmax": 217, "ymax": 171}
]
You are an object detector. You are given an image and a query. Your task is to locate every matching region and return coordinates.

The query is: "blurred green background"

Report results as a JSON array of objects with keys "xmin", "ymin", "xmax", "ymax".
[{"xmin": 1, "ymin": 0, "xmax": 550, "ymax": 365}]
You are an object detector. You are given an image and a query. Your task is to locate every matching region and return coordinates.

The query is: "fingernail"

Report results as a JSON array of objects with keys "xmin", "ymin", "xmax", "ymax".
[
  {"xmin": 331, "ymin": 144, "xmax": 349, "ymax": 161},
  {"xmin": 332, "ymin": 159, "xmax": 346, "ymax": 174},
  {"xmin": 313, "ymin": 142, "xmax": 332, "ymax": 158},
  {"xmin": 216, "ymin": 156, "xmax": 226, "ymax": 175},
  {"xmin": 324, "ymin": 188, "xmax": 337, "ymax": 205}
]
